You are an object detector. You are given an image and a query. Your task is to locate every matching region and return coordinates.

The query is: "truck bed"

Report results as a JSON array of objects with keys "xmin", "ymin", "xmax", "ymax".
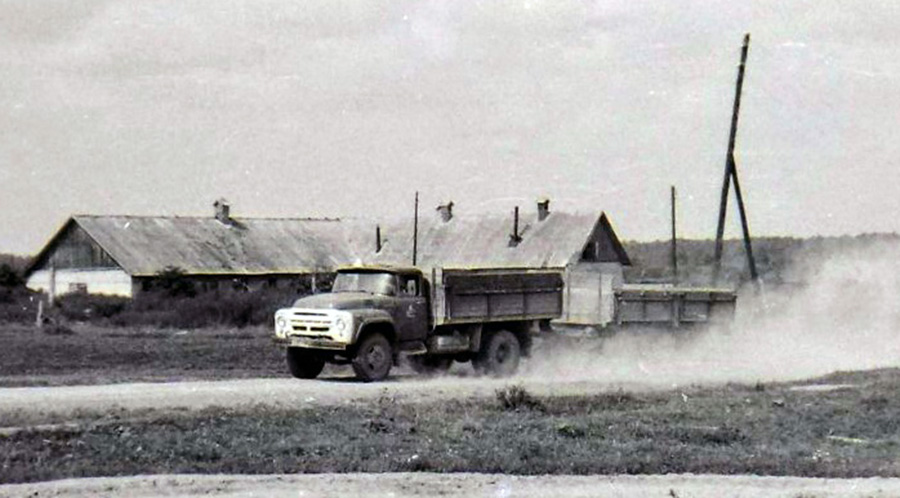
[
  {"xmin": 615, "ymin": 284, "xmax": 737, "ymax": 326},
  {"xmin": 430, "ymin": 268, "xmax": 564, "ymax": 326}
]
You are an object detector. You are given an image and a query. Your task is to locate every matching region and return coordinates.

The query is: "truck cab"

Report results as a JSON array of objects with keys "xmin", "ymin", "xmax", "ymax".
[{"xmin": 274, "ymin": 266, "xmax": 429, "ymax": 381}]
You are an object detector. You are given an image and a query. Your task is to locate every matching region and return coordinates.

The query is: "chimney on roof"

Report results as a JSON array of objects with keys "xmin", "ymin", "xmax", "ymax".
[
  {"xmin": 537, "ymin": 198, "xmax": 550, "ymax": 221},
  {"xmin": 214, "ymin": 198, "xmax": 231, "ymax": 224},
  {"xmin": 509, "ymin": 206, "xmax": 523, "ymax": 247},
  {"xmin": 436, "ymin": 201, "xmax": 454, "ymax": 222}
]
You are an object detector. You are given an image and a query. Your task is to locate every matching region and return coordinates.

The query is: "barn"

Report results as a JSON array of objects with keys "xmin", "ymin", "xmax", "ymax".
[
  {"xmin": 25, "ymin": 199, "xmax": 632, "ymax": 325},
  {"xmin": 24, "ymin": 201, "xmax": 366, "ymax": 298},
  {"xmin": 372, "ymin": 199, "xmax": 632, "ymax": 326}
]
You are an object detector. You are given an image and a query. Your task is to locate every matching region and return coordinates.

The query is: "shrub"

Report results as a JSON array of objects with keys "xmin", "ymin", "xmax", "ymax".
[
  {"xmin": 56, "ymin": 294, "xmax": 129, "ymax": 321},
  {"xmin": 0, "ymin": 287, "xmax": 40, "ymax": 323},
  {"xmin": 111, "ymin": 287, "xmax": 298, "ymax": 329},
  {"xmin": 154, "ymin": 266, "xmax": 197, "ymax": 298},
  {"xmin": 0, "ymin": 263, "xmax": 22, "ymax": 287},
  {"xmin": 495, "ymin": 385, "xmax": 544, "ymax": 411}
]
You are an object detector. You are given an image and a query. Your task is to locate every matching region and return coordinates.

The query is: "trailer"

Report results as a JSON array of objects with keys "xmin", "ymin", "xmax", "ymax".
[{"xmin": 614, "ymin": 284, "xmax": 737, "ymax": 328}]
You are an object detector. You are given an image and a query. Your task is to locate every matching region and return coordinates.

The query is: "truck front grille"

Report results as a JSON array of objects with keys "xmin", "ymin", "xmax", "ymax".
[{"xmin": 286, "ymin": 310, "xmax": 335, "ymax": 335}]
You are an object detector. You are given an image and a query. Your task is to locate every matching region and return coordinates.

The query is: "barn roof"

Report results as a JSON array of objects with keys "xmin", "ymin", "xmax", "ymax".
[
  {"xmin": 27, "ymin": 209, "xmax": 630, "ymax": 277},
  {"xmin": 371, "ymin": 211, "xmax": 631, "ymax": 270},
  {"xmin": 62, "ymin": 215, "xmax": 360, "ymax": 276}
]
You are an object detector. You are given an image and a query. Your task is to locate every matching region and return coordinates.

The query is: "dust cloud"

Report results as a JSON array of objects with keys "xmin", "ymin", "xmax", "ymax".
[{"xmin": 520, "ymin": 241, "xmax": 900, "ymax": 386}]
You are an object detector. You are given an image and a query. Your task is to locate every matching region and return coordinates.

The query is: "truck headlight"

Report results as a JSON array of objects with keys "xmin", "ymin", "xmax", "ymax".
[
  {"xmin": 332, "ymin": 312, "xmax": 353, "ymax": 341},
  {"xmin": 275, "ymin": 314, "xmax": 289, "ymax": 337}
]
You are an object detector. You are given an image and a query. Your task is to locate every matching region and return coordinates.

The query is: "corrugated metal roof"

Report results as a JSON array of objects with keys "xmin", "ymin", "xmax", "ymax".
[
  {"xmin": 73, "ymin": 215, "xmax": 360, "ymax": 276},
  {"xmin": 30, "ymin": 211, "xmax": 628, "ymax": 277},
  {"xmin": 370, "ymin": 211, "xmax": 630, "ymax": 270}
]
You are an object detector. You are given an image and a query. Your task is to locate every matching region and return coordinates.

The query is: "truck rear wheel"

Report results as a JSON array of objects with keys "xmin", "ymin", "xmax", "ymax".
[
  {"xmin": 286, "ymin": 348, "xmax": 325, "ymax": 379},
  {"xmin": 474, "ymin": 330, "xmax": 520, "ymax": 377},
  {"xmin": 352, "ymin": 332, "xmax": 393, "ymax": 382}
]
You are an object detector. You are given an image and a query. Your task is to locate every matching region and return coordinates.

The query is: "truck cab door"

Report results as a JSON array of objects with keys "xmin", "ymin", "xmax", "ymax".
[{"xmin": 391, "ymin": 274, "xmax": 428, "ymax": 342}]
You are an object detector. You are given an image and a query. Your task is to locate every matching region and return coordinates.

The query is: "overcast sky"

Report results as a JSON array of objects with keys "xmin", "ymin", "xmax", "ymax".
[{"xmin": 2, "ymin": 1, "xmax": 899, "ymax": 255}]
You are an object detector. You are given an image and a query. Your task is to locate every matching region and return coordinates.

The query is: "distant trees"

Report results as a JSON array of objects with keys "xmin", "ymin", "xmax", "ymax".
[
  {"xmin": 622, "ymin": 233, "xmax": 900, "ymax": 287},
  {"xmin": 0, "ymin": 264, "xmax": 22, "ymax": 288},
  {"xmin": 0, "ymin": 254, "xmax": 28, "ymax": 288}
]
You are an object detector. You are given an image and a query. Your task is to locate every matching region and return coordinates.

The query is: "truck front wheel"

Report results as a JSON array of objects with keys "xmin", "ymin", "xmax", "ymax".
[
  {"xmin": 352, "ymin": 332, "xmax": 393, "ymax": 382},
  {"xmin": 286, "ymin": 348, "xmax": 326, "ymax": 379},
  {"xmin": 474, "ymin": 330, "xmax": 520, "ymax": 377}
]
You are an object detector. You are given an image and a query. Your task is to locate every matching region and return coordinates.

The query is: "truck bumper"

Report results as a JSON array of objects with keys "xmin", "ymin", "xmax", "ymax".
[{"xmin": 274, "ymin": 335, "xmax": 349, "ymax": 351}]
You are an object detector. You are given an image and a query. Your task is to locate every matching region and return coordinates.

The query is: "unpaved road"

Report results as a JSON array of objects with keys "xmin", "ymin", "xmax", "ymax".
[
  {"xmin": 0, "ymin": 355, "xmax": 825, "ymax": 419},
  {"xmin": 3, "ymin": 473, "xmax": 900, "ymax": 498},
  {"xmin": 0, "ymin": 372, "xmax": 655, "ymax": 419}
]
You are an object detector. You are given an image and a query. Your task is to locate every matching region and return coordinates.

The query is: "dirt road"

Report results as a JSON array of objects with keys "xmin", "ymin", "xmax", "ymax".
[
  {"xmin": 0, "ymin": 371, "xmax": 650, "ymax": 419},
  {"xmin": 1, "ymin": 344, "xmax": 833, "ymax": 420},
  {"xmin": 3, "ymin": 473, "xmax": 900, "ymax": 498}
]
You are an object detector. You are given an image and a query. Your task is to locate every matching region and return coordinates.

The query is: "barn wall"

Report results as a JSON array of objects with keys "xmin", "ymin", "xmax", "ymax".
[
  {"xmin": 33, "ymin": 223, "xmax": 118, "ymax": 271},
  {"xmin": 561, "ymin": 262, "xmax": 624, "ymax": 326},
  {"xmin": 27, "ymin": 269, "xmax": 134, "ymax": 298},
  {"xmin": 580, "ymin": 220, "xmax": 626, "ymax": 263}
]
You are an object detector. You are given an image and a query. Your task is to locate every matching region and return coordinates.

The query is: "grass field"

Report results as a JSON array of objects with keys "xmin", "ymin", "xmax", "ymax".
[
  {"xmin": 3, "ymin": 369, "xmax": 900, "ymax": 484},
  {"xmin": 0, "ymin": 324, "xmax": 285, "ymax": 387}
]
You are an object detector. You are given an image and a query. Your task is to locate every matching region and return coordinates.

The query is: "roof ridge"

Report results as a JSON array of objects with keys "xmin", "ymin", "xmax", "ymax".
[{"xmin": 73, "ymin": 214, "xmax": 341, "ymax": 222}]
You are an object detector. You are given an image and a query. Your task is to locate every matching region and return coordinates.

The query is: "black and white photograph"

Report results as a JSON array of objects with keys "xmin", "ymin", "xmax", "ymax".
[{"xmin": 2, "ymin": 1, "xmax": 900, "ymax": 496}]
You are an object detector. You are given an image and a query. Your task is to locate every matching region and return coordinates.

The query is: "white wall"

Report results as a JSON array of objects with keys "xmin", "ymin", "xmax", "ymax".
[{"xmin": 27, "ymin": 268, "xmax": 134, "ymax": 298}]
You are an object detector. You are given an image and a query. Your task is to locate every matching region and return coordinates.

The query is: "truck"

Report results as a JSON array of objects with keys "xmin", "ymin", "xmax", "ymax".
[{"xmin": 273, "ymin": 265, "xmax": 564, "ymax": 381}]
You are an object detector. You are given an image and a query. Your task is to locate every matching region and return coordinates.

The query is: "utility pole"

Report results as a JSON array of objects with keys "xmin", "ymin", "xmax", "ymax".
[
  {"xmin": 412, "ymin": 192, "xmax": 419, "ymax": 266},
  {"xmin": 713, "ymin": 33, "xmax": 759, "ymax": 285},
  {"xmin": 671, "ymin": 186, "xmax": 678, "ymax": 285}
]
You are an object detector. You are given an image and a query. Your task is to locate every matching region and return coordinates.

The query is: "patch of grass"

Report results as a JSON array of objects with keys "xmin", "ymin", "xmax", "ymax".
[
  {"xmin": 0, "ymin": 323, "xmax": 285, "ymax": 387},
  {"xmin": 1, "ymin": 285, "xmax": 305, "ymax": 329},
  {"xmin": 4, "ymin": 369, "xmax": 900, "ymax": 484},
  {"xmin": 495, "ymin": 385, "xmax": 544, "ymax": 411}
]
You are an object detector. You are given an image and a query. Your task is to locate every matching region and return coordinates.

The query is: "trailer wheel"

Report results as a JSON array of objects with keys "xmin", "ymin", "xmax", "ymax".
[
  {"xmin": 474, "ymin": 330, "xmax": 520, "ymax": 377},
  {"xmin": 352, "ymin": 332, "xmax": 393, "ymax": 382},
  {"xmin": 286, "ymin": 348, "xmax": 325, "ymax": 379},
  {"xmin": 408, "ymin": 355, "xmax": 453, "ymax": 376}
]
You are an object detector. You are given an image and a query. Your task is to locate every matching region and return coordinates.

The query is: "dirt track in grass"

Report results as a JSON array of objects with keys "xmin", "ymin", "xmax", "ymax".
[
  {"xmin": 3, "ymin": 473, "xmax": 900, "ymax": 498},
  {"xmin": 0, "ymin": 373, "xmax": 648, "ymax": 420}
]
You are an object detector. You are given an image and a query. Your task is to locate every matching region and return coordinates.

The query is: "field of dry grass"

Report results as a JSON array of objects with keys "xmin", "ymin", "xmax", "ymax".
[
  {"xmin": 0, "ymin": 323, "xmax": 284, "ymax": 387},
  {"xmin": 3, "ymin": 369, "xmax": 899, "ymax": 484}
]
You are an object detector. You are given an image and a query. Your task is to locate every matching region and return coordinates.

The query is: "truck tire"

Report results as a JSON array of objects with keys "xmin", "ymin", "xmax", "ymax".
[
  {"xmin": 408, "ymin": 355, "xmax": 453, "ymax": 376},
  {"xmin": 474, "ymin": 330, "xmax": 520, "ymax": 377},
  {"xmin": 286, "ymin": 348, "xmax": 325, "ymax": 379},
  {"xmin": 352, "ymin": 332, "xmax": 393, "ymax": 382}
]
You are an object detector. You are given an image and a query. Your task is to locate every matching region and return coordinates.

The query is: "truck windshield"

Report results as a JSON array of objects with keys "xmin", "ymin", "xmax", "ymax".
[{"xmin": 332, "ymin": 272, "xmax": 397, "ymax": 296}]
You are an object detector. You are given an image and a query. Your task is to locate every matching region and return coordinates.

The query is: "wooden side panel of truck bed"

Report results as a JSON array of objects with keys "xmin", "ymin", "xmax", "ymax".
[
  {"xmin": 615, "ymin": 286, "xmax": 737, "ymax": 326},
  {"xmin": 431, "ymin": 268, "xmax": 564, "ymax": 326}
]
